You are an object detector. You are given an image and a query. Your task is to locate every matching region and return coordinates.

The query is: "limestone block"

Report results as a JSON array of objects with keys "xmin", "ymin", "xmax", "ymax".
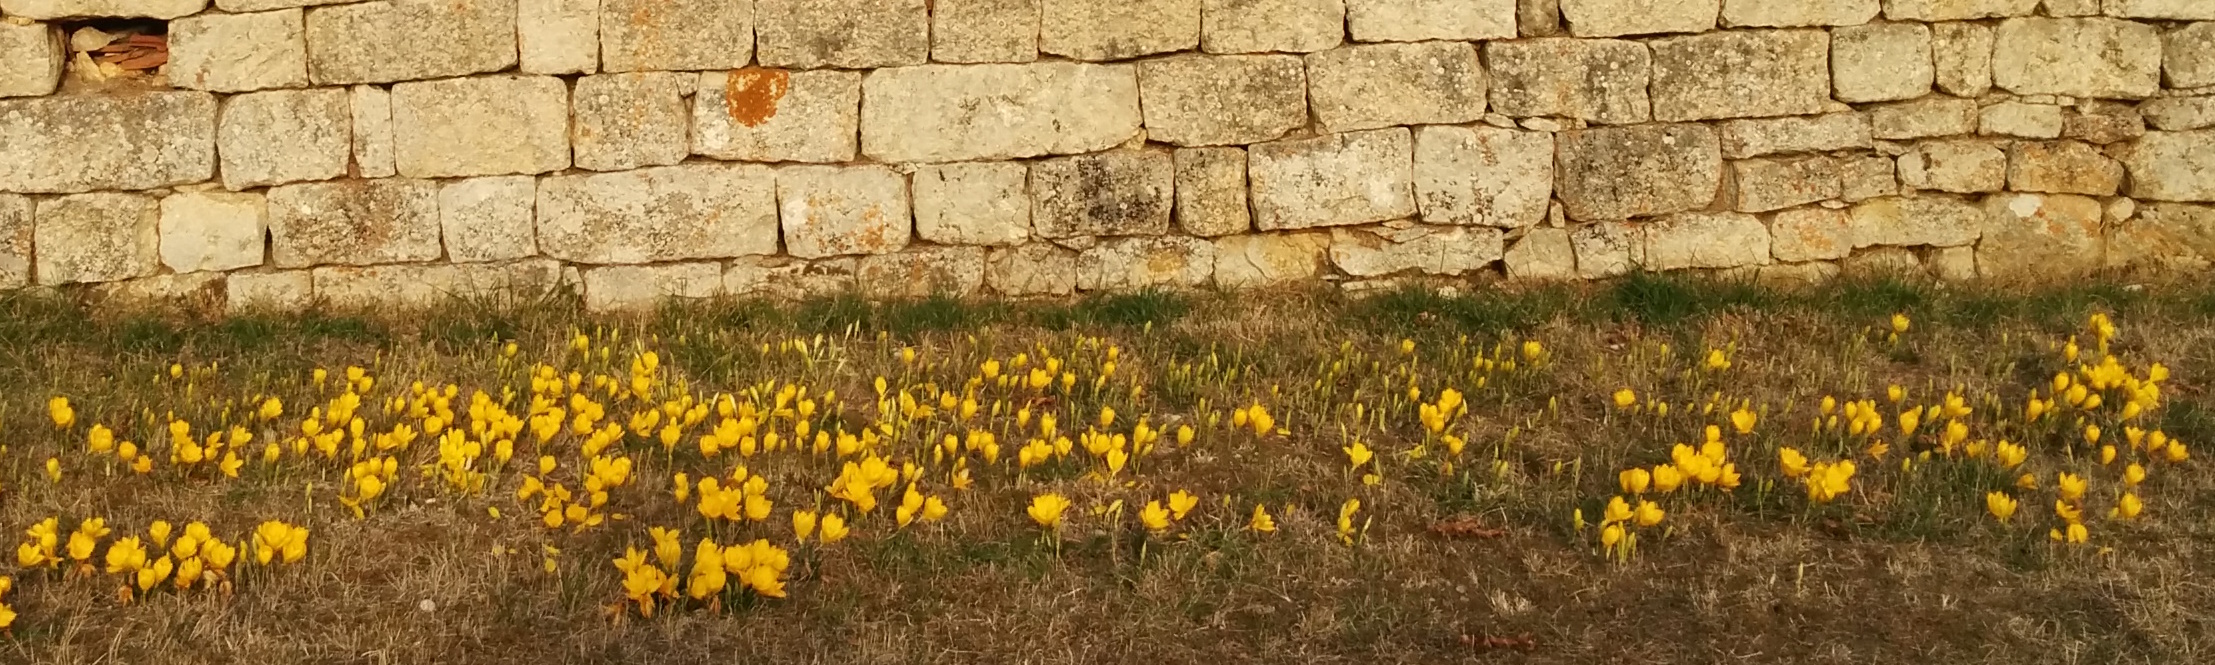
[
  {"xmin": 1720, "ymin": 0, "xmax": 1877, "ymax": 25},
  {"xmin": 519, "ymin": 0, "xmax": 598, "ymax": 74},
  {"xmin": 0, "ymin": 195, "xmax": 28, "ymax": 287},
  {"xmin": 1077, "ymin": 236, "xmax": 1215, "ymax": 290},
  {"xmin": 694, "ymin": 69, "xmax": 860, "ymax": 164},
  {"xmin": 169, "ymin": 9, "xmax": 307, "ymax": 93},
  {"xmin": 986, "ymin": 243, "xmax": 1079, "ymax": 295},
  {"xmin": 0, "ymin": 92, "xmax": 216, "ymax": 194},
  {"xmin": 1213, "ymin": 232, "xmax": 1330, "ymax": 288},
  {"xmin": 1645, "ymin": 212, "xmax": 1770, "ymax": 270},
  {"xmin": 1306, "ymin": 41, "xmax": 1485, "ymax": 132},
  {"xmin": 1029, "ymin": 151, "xmax": 1174, "ymax": 238},
  {"xmin": 317, "ymin": 259, "xmax": 563, "ymax": 308},
  {"xmin": 2104, "ymin": 0, "xmax": 2215, "ymax": 19},
  {"xmin": 1139, "ymin": 54, "xmax": 1306, "ymax": 146},
  {"xmin": 933, "ymin": 0, "xmax": 1038, "ymax": 63},
  {"xmin": 1883, "ymin": 0, "xmax": 2037, "ymax": 20},
  {"xmin": 350, "ymin": 85, "xmax": 395, "ymax": 178},
  {"xmin": 1847, "ymin": 194, "xmax": 1981, "ymax": 247},
  {"xmin": 1484, "ymin": 38, "xmax": 1650, "ymax": 125},
  {"xmin": 0, "ymin": 0, "xmax": 203, "ymax": 18},
  {"xmin": 1648, "ymin": 29, "xmax": 1830, "ymax": 122},
  {"xmin": 440, "ymin": 176, "xmax": 537, "ymax": 262},
  {"xmin": 1768, "ymin": 207, "xmax": 1853, "ymax": 262},
  {"xmin": 1897, "ymin": 140, "xmax": 2005, "ymax": 193},
  {"xmin": 860, "ymin": 63, "xmax": 1141, "ymax": 163},
  {"xmin": 2007, "ymin": 141, "xmax": 2123, "ymax": 195},
  {"xmin": 600, "ymin": 0, "xmax": 753, "ymax": 71},
  {"xmin": 1204, "ymin": 0, "xmax": 1344, "ymax": 53},
  {"xmin": 1840, "ymin": 155, "xmax": 1897, "ymax": 201},
  {"xmin": 1040, "ymin": 0, "xmax": 1199, "ymax": 61},
  {"xmin": 914, "ymin": 162, "xmax": 1031, "ymax": 246},
  {"xmin": 1992, "ymin": 18, "xmax": 2160, "ymax": 99},
  {"xmin": 1977, "ymin": 193, "xmax": 2102, "ymax": 278},
  {"xmin": 34, "ymin": 193, "xmax": 159, "ymax": 285},
  {"xmin": 304, "ymin": 0, "xmax": 517, "ymax": 85},
  {"xmin": 1716, "ymin": 113, "xmax": 1872, "ymax": 158},
  {"xmin": 1249, "ymin": 128, "xmax": 1416, "ymax": 230},
  {"xmin": 2119, "ymin": 131, "xmax": 2215, "ymax": 202},
  {"xmin": 778, "ymin": 165, "xmax": 912, "ymax": 258},
  {"xmin": 855, "ymin": 246, "xmax": 987, "ymax": 297},
  {"xmin": 227, "ymin": 270, "xmax": 313, "ymax": 312},
  {"xmin": 1346, "ymin": 0, "xmax": 1515, "ymax": 41},
  {"xmin": 1926, "ymin": 245, "xmax": 1976, "ymax": 281},
  {"xmin": 96, "ymin": 272, "xmax": 225, "ymax": 305},
  {"xmin": 1570, "ymin": 221, "xmax": 1643, "ymax": 277},
  {"xmin": 217, "ymin": 0, "xmax": 359, "ymax": 11},
  {"xmin": 266, "ymin": 179, "xmax": 441, "ymax": 267},
  {"xmin": 583, "ymin": 263, "xmax": 722, "ymax": 311},
  {"xmin": 0, "ymin": 22, "xmax": 61, "ymax": 98},
  {"xmin": 1559, "ymin": 0, "xmax": 1718, "ymax": 37},
  {"xmin": 1327, "ymin": 224, "xmax": 1504, "ymax": 276},
  {"xmin": 2166, "ymin": 22, "xmax": 2215, "ymax": 89},
  {"xmin": 537, "ymin": 164, "xmax": 780, "ymax": 263},
  {"xmin": 391, "ymin": 75, "xmax": 569, "ymax": 178},
  {"xmin": 1932, "ymin": 22, "xmax": 1993, "ymax": 97},
  {"xmin": 1503, "ymin": 227, "xmax": 1575, "ymax": 279},
  {"xmin": 2063, "ymin": 106, "xmax": 2146, "ymax": 144},
  {"xmin": 1413, "ymin": 125, "xmax": 1553, "ymax": 228},
  {"xmin": 2109, "ymin": 202, "xmax": 2215, "ymax": 270},
  {"xmin": 1979, "ymin": 101, "xmax": 2063, "ymax": 138},
  {"xmin": 1869, "ymin": 97, "xmax": 1978, "ymax": 139},
  {"xmin": 218, "ymin": 89, "xmax": 351, "ymax": 190},
  {"xmin": 1757, "ymin": 261, "xmax": 1840, "ymax": 287},
  {"xmin": 1555, "ymin": 123, "xmax": 1721, "ymax": 221},
  {"xmin": 722, "ymin": 256, "xmax": 815, "ymax": 299},
  {"xmin": 1841, "ymin": 246, "xmax": 1922, "ymax": 274},
  {"xmin": 1174, "ymin": 147, "xmax": 1250, "ymax": 237},
  {"xmin": 1731, "ymin": 157, "xmax": 1840, "ymax": 213},
  {"xmin": 1832, "ymin": 23, "xmax": 1931, "ymax": 103},
  {"xmin": 1518, "ymin": 0, "xmax": 1563, "ymax": 36},
  {"xmin": 757, "ymin": 0, "xmax": 928, "ymax": 68},
  {"xmin": 572, "ymin": 72, "xmax": 689, "ymax": 172},
  {"xmin": 159, "ymin": 190, "xmax": 267, "ymax": 273},
  {"xmin": 2043, "ymin": 0, "xmax": 2098, "ymax": 14},
  {"xmin": 2143, "ymin": 96, "xmax": 2215, "ymax": 132}
]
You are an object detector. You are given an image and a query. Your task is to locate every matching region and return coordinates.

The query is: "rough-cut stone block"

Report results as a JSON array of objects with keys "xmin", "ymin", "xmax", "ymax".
[
  {"xmin": 159, "ymin": 190, "xmax": 267, "ymax": 273},
  {"xmin": 583, "ymin": 263, "xmax": 722, "ymax": 311},
  {"xmin": 1346, "ymin": 0, "xmax": 1515, "ymax": 41},
  {"xmin": 1139, "ymin": 55, "xmax": 1306, "ymax": 146},
  {"xmin": 1848, "ymin": 194, "xmax": 1981, "ymax": 247},
  {"xmin": 1840, "ymin": 155, "xmax": 1897, "ymax": 201},
  {"xmin": 1413, "ymin": 125, "xmax": 1552, "ymax": 228},
  {"xmin": 720, "ymin": 256, "xmax": 819, "ymax": 299},
  {"xmin": 391, "ymin": 75, "xmax": 569, "ymax": 178},
  {"xmin": 1328, "ymin": 224, "xmax": 1503, "ymax": 276},
  {"xmin": 1484, "ymin": 38, "xmax": 1650, "ymax": 125},
  {"xmin": 95, "ymin": 272, "xmax": 225, "ymax": 306},
  {"xmin": 2167, "ymin": 22, "xmax": 2215, "ymax": 89},
  {"xmin": 1029, "ymin": 151, "xmax": 1174, "ymax": 238},
  {"xmin": 2063, "ymin": 107, "xmax": 2146, "ymax": 144},
  {"xmin": 304, "ymin": 0, "xmax": 516, "ymax": 85},
  {"xmin": 440, "ymin": 176, "xmax": 537, "ymax": 262},
  {"xmin": 540, "ymin": 166, "xmax": 775, "ymax": 265},
  {"xmin": 1571, "ymin": 221, "xmax": 1642, "ymax": 277},
  {"xmin": 855, "ymin": 246, "xmax": 987, "ymax": 297},
  {"xmin": 1504, "ymin": 227, "xmax": 1575, "ymax": 279},
  {"xmin": 987, "ymin": 243, "xmax": 1078, "ymax": 295},
  {"xmin": 1720, "ymin": 0, "xmax": 1876, "ymax": 25},
  {"xmin": 350, "ymin": 85, "xmax": 395, "ymax": 178},
  {"xmin": 168, "ymin": 9, "xmax": 306, "ymax": 93},
  {"xmin": 1078, "ymin": 236, "xmax": 1215, "ymax": 290},
  {"xmin": 2104, "ymin": 0, "xmax": 2215, "ymax": 19},
  {"xmin": 694, "ymin": 69, "xmax": 860, "ymax": 164},
  {"xmin": 1716, "ymin": 113, "xmax": 1872, "ymax": 158},
  {"xmin": 1870, "ymin": 97, "xmax": 1978, "ymax": 139},
  {"xmin": 757, "ymin": 0, "xmax": 927, "ymax": 68},
  {"xmin": 1832, "ymin": 23, "xmax": 1931, "ymax": 103},
  {"xmin": 226, "ymin": 270, "xmax": 312, "ymax": 312},
  {"xmin": 1732, "ymin": 157, "xmax": 1840, "ymax": 212},
  {"xmin": 2110, "ymin": 202, "xmax": 2215, "ymax": 270},
  {"xmin": 519, "ymin": 0, "xmax": 598, "ymax": 74},
  {"xmin": 1898, "ymin": 140, "xmax": 2005, "ymax": 194},
  {"xmin": 1841, "ymin": 246, "xmax": 1922, "ymax": 274},
  {"xmin": 1992, "ymin": 18, "xmax": 2159, "ymax": 99},
  {"xmin": 573, "ymin": 72, "xmax": 689, "ymax": 172},
  {"xmin": 1040, "ymin": 0, "xmax": 1199, "ymax": 61},
  {"xmin": 1884, "ymin": 0, "xmax": 2036, "ymax": 20},
  {"xmin": 218, "ymin": 89, "xmax": 351, "ymax": 190},
  {"xmin": 317, "ymin": 260, "xmax": 562, "ymax": 308},
  {"xmin": 1979, "ymin": 101, "xmax": 2063, "ymax": 138},
  {"xmin": 1932, "ymin": 22, "xmax": 1992, "ymax": 97},
  {"xmin": 2042, "ymin": 0, "xmax": 2097, "ymax": 14},
  {"xmin": 0, "ymin": 195, "xmax": 28, "ymax": 287},
  {"xmin": 2119, "ymin": 131, "xmax": 2215, "ymax": 202},
  {"xmin": 600, "ymin": 0, "xmax": 753, "ymax": 71},
  {"xmin": 35, "ymin": 193, "xmax": 157, "ymax": 286},
  {"xmin": 266, "ymin": 179, "xmax": 441, "ymax": 268},
  {"xmin": 0, "ymin": 22, "xmax": 61, "ymax": 98},
  {"xmin": 0, "ymin": 0, "xmax": 203, "ymax": 18},
  {"xmin": 933, "ymin": 0, "xmax": 1038, "ymax": 63},
  {"xmin": 1978, "ymin": 193, "xmax": 2102, "ymax": 278},
  {"xmin": 1306, "ymin": 41, "xmax": 1485, "ymax": 132},
  {"xmin": 2008, "ymin": 141, "xmax": 2122, "ymax": 195},
  {"xmin": 860, "ymin": 63, "xmax": 1141, "ymax": 163},
  {"xmin": 779, "ymin": 165, "xmax": 911, "ymax": 258},
  {"xmin": 1250, "ymin": 128, "xmax": 1415, "ymax": 230},
  {"xmin": 1757, "ymin": 261, "xmax": 1840, "ymax": 287},
  {"xmin": 1213, "ymin": 232, "xmax": 1330, "ymax": 288},
  {"xmin": 1922, "ymin": 245, "xmax": 1974, "ymax": 281},
  {"xmin": 217, "ymin": 0, "xmax": 361, "ymax": 11},
  {"xmin": 1768, "ymin": 207, "xmax": 1852, "ymax": 261},
  {"xmin": 1555, "ymin": 123, "xmax": 1720, "ymax": 221},
  {"xmin": 2143, "ymin": 97, "xmax": 2215, "ymax": 132},
  {"xmin": 1204, "ymin": 0, "xmax": 1343, "ymax": 53},
  {"xmin": 0, "ymin": 92, "xmax": 215, "ymax": 194},
  {"xmin": 1519, "ymin": 0, "xmax": 1563, "ymax": 36},
  {"xmin": 1559, "ymin": 0, "xmax": 1717, "ymax": 37},
  {"xmin": 1649, "ymin": 29, "xmax": 1829, "ymax": 122},
  {"xmin": 1173, "ymin": 147, "xmax": 1249, "ymax": 237},
  {"xmin": 914, "ymin": 162, "xmax": 1031, "ymax": 246},
  {"xmin": 1645, "ymin": 212, "xmax": 1770, "ymax": 270}
]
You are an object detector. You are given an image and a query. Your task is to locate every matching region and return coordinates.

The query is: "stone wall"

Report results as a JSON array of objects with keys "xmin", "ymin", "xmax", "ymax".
[{"xmin": 2, "ymin": 0, "xmax": 2213, "ymax": 311}]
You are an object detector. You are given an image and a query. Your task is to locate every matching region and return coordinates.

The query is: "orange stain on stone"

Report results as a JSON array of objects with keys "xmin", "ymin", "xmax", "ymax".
[{"xmin": 725, "ymin": 68, "xmax": 791, "ymax": 128}]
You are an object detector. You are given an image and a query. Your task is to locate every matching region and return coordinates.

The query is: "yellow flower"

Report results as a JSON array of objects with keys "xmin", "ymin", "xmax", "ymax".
[
  {"xmin": 1027, "ymin": 493, "xmax": 1070, "ymax": 529},
  {"xmin": 1985, "ymin": 492, "xmax": 2018, "ymax": 523},
  {"xmin": 1778, "ymin": 448, "xmax": 1810, "ymax": 479},
  {"xmin": 1336, "ymin": 499, "xmax": 1360, "ymax": 544},
  {"xmin": 1897, "ymin": 408, "xmax": 1920, "ymax": 436},
  {"xmin": 48, "ymin": 396, "xmax": 73, "ymax": 429},
  {"xmin": 1994, "ymin": 441, "xmax": 2027, "ymax": 469},
  {"xmin": 1633, "ymin": 500, "xmax": 1664, "ymax": 528},
  {"xmin": 1890, "ymin": 313, "xmax": 1910, "ymax": 334},
  {"xmin": 686, "ymin": 540, "xmax": 726, "ymax": 600},
  {"xmin": 1866, "ymin": 440, "xmax": 1890, "ymax": 462},
  {"xmin": 1600, "ymin": 523, "xmax": 1624, "ymax": 549},
  {"xmin": 1602, "ymin": 495, "xmax": 1632, "ymax": 525},
  {"xmin": 2057, "ymin": 473, "xmax": 2087, "ymax": 504},
  {"xmin": 1619, "ymin": 468, "xmax": 1651, "ymax": 495},
  {"xmin": 2124, "ymin": 463, "xmax": 2146, "ymax": 487},
  {"xmin": 88, "ymin": 425, "xmax": 115, "ymax": 455},
  {"xmin": 67, "ymin": 518, "xmax": 109, "ymax": 562},
  {"xmin": 1139, "ymin": 501, "xmax": 1171, "ymax": 532},
  {"xmin": 1247, "ymin": 504, "xmax": 1276, "ymax": 533},
  {"xmin": 1704, "ymin": 349, "xmax": 1730, "ymax": 371},
  {"xmin": 1729, "ymin": 408, "xmax": 1756, "ymax": 434},
  {"xmin": 44, "ymin": 458, "xmax": 59, "ymax": 484},
  {"xmin": 792, "ymin": 511, "xmax": 818, "ymax": 543},
  {"xmin": 2100, "ymin": 445, "xmax": 2117, "ymax": 465},
  {"xmin": 1887, "ymin": 385, "xmax": 1905, "ymax": 403},
  {"xmin": 2049, "ymin": 523, "xmax": 2088, "ymax": 544},
  {"xmin": 649, "ymin": 526, "xmax": 682, "ymax": 569},
  {"xmin": 1650, "ymin": 464, "xmax": 1684, "ymax": 493},
  {"xmin": 104, "ymin": 536, "xmax": 148, "ymax": 574},
  {"xmin": 1168, "ymin": 490, "xmax": 1199, "ymax": 520},
  {"xmin": 1343, "ymin": 441, "xmax": 1373, "ymax": 469},
  {"xmin": 2054, "ymin": 499, "xmax": 2082, "ymax": 524},
  {"xmin": 1612, "ymin": 388, "xmax": 1636, "ymax": 409},
  {"xmin": 2113, "ymin": 493, "xmax": 2143, "ymax": 520},
  {"xmin": 818, "ymin": 512, "xmax": 850, "ymax": 544}
]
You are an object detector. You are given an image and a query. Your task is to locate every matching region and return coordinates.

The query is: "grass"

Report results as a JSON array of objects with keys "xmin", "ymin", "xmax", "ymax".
[{"xmin": 0, "ymin": 273, "xmax": 2212, "ymax": 664}]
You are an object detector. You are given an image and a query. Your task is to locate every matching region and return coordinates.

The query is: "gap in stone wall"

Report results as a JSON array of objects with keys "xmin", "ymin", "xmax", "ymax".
[{"xmin": 52, "ymin": 18, "xmax": 167, "ymax": 92}]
